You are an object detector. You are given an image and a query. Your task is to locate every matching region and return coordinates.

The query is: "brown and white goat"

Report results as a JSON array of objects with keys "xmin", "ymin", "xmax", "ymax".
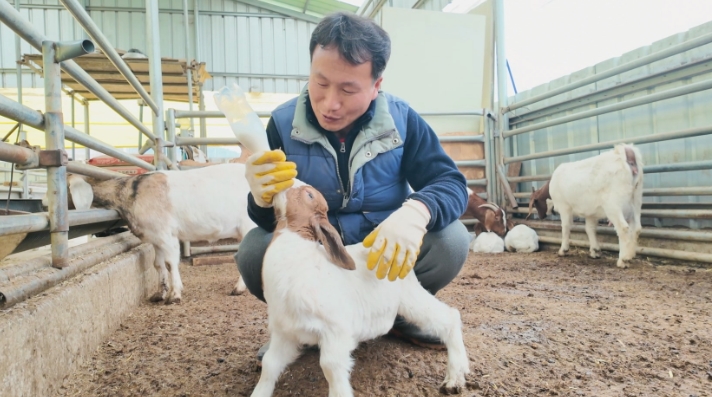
[
  {"xmin": 526, "ymin": 180, "xmax": 552, "ymax": 221},
  {"xmin": 63, "ymin": 162, "xmax": 256, "ymax": 303},
  {"xmin": 462, "ymin": 187, "xmax": 511, "ymax": 237},
  {"xmin": 251, "ymin": 180, "xmax": 470, "ymax": 396}
]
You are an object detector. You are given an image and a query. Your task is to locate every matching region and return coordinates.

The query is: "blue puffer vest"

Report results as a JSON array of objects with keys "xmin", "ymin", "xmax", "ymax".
[{"xmin": 271, "ymin": 87, "xmax": 411, "ymax": 245}]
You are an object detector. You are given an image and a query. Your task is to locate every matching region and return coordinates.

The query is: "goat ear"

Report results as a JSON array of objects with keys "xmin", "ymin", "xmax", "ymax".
[
  {"xmin": 67, "ymin": 175, "xmax": 94, "ymax": 210},
  {"xmin": 311, "ymin": 216, "xmax": 356, "ymax": 270}
]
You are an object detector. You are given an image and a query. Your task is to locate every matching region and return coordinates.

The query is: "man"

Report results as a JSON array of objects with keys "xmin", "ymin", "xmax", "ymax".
[{"xmin": 236, "ymin": 10, "xmax": 470, "ymax": 363}]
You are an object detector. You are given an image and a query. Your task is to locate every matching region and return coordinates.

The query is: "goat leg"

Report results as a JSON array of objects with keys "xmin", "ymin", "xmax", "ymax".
[
  {"xmin": 230, "ymin": 276, "xmax": 247, "ymax": 296},
  {"xmin": 607, "ymin": 209, "xmax": 632, "ymax": 268},
  {"xmin": 251, "ymin": 332, "xmax": 301, "ymax": 397},
  {"xmin": 584, "ymin": 217, "xmax": 601, "ymax": 259},
  {"xmin": 319, "ymin": 335, "xmax": 358, "ymax": 397},
  {"xmin": 149, "ymin": 247, "xmax": 169, "ymax": 302},
  {"xmin": 557, "ymin": 208, "xmax": 573, "ymax": 257},
  {"xmin": 397, "ymin": 281, "xmax": 470, "ymax": 394}
]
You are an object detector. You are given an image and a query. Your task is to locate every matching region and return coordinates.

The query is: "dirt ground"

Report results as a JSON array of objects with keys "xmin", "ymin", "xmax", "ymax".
[{"xmin": 58, "ymin": 247, "xmax": 712, "ymax": 397}]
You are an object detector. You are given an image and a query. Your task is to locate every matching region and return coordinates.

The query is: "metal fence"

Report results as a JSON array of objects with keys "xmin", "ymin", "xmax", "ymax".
[
  {"xmin": 491, "ymin": 0, "xmax": 712, "ymax": 263},
  {"xmin": 0, "ymin": 0, "xmax": 166, "ymax": 268}
]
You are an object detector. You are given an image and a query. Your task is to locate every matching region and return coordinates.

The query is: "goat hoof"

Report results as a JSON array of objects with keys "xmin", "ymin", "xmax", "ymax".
[
  {"xmin": 557, "ymin": 249, "xmax": 568, "ymax": 257},
  {"xmin": 616, "ymin": 259, "xmax": 629, "ymax": 269},
  {"xmin": 149, "ymin": 292, "xmax": 165, "ymax": 302},
  {"xmin": 439, "ymin": 382, "xmax": 463, "ymax": 395},
  {"xmin": 439, "ymin": 372, "xmax": 467, "ymax": 395},
  {"xmin": 229, "ymin": 287, "xmax": 245, "ymax": 296},
  {"xmin": 589, "ymin": 249, "xmax": 601, "ymax": 259}
]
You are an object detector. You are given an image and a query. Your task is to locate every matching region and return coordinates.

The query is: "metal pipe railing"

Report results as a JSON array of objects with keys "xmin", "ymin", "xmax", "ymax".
[
  {"xmin": 504, "ymin": 77, "xmax": 712, "ymax": 138},
  {"xmin": 190, "ymin": 244, "xmax": 240, "ymax": 255},
  {"xmin": 367, "ymin": 0, "xmax": 388, "ymax": 19},
  {"xmin": 146, "ymin": 0, "xmax": 165, "ymax": 169},
  {"xmin": 174, "ymin": 109, "xmax": 272, "ymax": 118},
  {"xmin": 0, "ymin": 92, "xmax": 155, "ymax": 171},
  {"xmin": 183, "ymin": 0, "xmax": 195, "ymax": 132},
  {"xmin": 509, "ymin": 159, "xmax": 712, "ymax": 183},
  {"xmin": 513, "ymin": 186, "xmax": 712, "ymax": 199},
  {"xmin": 504, "ymin": 30, "xmax": 712, "ymax": 113},
  {"xmin": 467, "ymin": 179, "xmax": 487, "ymax": 187},
  {"xmin": 497, "ymin": 164, "xmax": 518, "ymax": 208},
  {"xmin": 43, "ymin": 40, "xmax": 71, "ymax": 268},
  {"xmin": 644, "ymin": 159, "xmax": 712, "ymax": 173},
  {"xmin": 504, "ymin": 123, "xmax": 712, "ymax": 164},
  {"xmin": 418, "ymin": 111, "xmax": 485, "ymax": 116},
  {"xmin": 166, "ymin": 109, "xmax": 178, "ymax": 162},
  {"xmin": 536, "ymin": 236, "xmax": 712, "ymax": 264},
  {"xmin": 59, "ymin": 0, "xmax": 158, "ymax": 115},
  {"xmin": 512, "ymin": 207, "xmax": 712, "ymax": 219},
  {"xmin": 0, "ymin": 0, "xmax": 157, "ymax": 143},
  {"xmin": 509, "ymin": 55, "xmax": 712, "ymax": 125},
  {"xmin": 175, "ymin": 136, "xmax": 240, "ymax": 146},
  {"xmin": 455, "ymin": 160, "xmax": 486, "ymax": 167},
  {"xmin": 438, "ymin": 135, "xmax": 484, "ymax": 143},
  {"xmin": 66, "ymin": 161, "xmax": 128, "ymax": 180},
  {"xmin": 0, "ymin": 141, "xmax": 37, "ymax": 167},
  {"xmin": 521, "ymin": 220, "xmax": 712, "ymax": 243},
  {"xmin": 0, "ymin": 232, "xmax": 140, "ymax": 309},
  {"xmin": 0, "ymin": 209, "xmax": 121, "ymax": 236},
  {"xmin": 64, "ymin": 126, "xmax": 155, "ymax": 171}
]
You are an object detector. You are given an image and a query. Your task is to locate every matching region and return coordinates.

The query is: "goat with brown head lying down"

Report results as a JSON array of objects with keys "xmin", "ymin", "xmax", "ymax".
[{"xmin": 462, "ymin": 188, "xmax": 511, "ymax": 237}]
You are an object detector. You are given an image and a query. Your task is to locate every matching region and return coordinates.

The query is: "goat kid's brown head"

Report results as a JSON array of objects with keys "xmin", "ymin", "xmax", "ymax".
[
  {"xmin": 273, "ymin": 182, "xmax": 355, "ymax": 270},
  {"xmin": 479, "ymin": 203, "xmax": 507, "ymax": 237},
  {"xmin": 527, "ymin": 181, "xmax": 551, "ymax": 221}
]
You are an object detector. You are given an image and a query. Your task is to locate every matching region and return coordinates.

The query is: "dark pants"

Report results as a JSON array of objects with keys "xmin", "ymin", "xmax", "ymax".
[{"xmin": 235, "ymin": 220, "xmax": 471, "ymax": 303}]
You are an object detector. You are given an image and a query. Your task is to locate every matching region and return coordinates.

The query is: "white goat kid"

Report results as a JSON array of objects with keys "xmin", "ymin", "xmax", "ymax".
[
  {"xmin": 66, "ymin": 163, "xmax": 256, "ymax": 303},
  {"xmin": 471, "ymin": 231, "xmax": 505, "ymax": 253},
  {"xmin": 251, "ymin": 181, "xmax": 470, "ymax": 397},
  {"xmin": 549, "ymin": 143, "xmax": 644, "ymax": 268},
  {"xmin": 504, "ymin": 224, "xmax": 539, "ymax": 253}
]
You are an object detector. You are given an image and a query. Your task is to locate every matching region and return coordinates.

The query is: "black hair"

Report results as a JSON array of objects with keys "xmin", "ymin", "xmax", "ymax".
[{"xmin": 309, "ymin": 11, "xmax": 391, "ymax": 80}]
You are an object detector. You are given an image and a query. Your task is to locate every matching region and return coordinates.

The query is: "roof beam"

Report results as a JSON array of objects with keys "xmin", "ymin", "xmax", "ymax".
[
  {"xmin": 236, "ymin": 0, "xmax": 321, "ymax": 23},
  {"xmin": 302, "ymin": 0, "xmax": 311, "ymax": 13}
]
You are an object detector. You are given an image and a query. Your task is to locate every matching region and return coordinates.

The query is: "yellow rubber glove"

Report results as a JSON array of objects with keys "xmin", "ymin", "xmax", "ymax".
[
  {"xmin": 363, "ymin": 199, "xmax": 431, "ymax": 281},
  {"xmin": 245, "ymin": 149, "xmax": 298, "ymax": 208}
]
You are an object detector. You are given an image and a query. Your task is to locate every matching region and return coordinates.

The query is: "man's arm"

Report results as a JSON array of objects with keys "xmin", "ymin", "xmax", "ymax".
[
  {"xmin": 245, "ymin": 117, "xmax": 284, "ymax": 231},
  {"xmin": 401, "ymin": 107, "xmax": 469, "ymax": 232}
]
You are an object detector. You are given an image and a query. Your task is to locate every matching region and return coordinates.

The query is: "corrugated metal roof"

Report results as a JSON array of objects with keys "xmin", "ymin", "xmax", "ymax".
[{"xmin": 260, "ymin": 0, "xmax": 358, "ymax": 17}]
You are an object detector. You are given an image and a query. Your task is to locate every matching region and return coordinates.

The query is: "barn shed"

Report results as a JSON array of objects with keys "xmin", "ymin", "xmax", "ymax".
[{"xmin": 1, "ymin": 1, "xmax": 711, "ymax": 396}]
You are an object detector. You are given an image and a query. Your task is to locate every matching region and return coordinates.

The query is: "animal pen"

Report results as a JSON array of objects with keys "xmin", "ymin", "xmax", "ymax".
[{"xmin": 0, "ymin": 0, "xmax": 711, "ymax": 395}]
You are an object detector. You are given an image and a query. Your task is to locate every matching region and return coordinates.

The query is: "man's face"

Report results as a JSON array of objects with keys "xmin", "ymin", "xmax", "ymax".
[{"xmin": 308, "ymin": 45, "xmax": 382, "ymax": 134}]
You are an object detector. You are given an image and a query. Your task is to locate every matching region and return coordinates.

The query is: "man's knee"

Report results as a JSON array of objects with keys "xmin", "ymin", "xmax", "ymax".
[
  {"xmin": 414, "ymin": 221, "xmax": 471, "ymax": 294},
  {"xmin": 235, "ymin": 227, "xmax": 272, "ymax": 303}
]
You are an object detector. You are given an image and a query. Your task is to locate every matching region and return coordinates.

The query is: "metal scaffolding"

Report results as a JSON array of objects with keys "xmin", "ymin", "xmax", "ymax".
[{"xmin": 0, "ymin": 0, "xmax": 168, "ymax": 268}]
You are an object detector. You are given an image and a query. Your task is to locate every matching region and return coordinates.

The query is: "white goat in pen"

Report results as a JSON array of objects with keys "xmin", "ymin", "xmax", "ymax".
[
  {"xmin": 504, "ymin": 224, "xmax": 539, "ymax": 253},
  {"xmin": 470, "ymin": 231, "xmax": 505, "ymax": 253},
  {"xmin": 251, "ymin": 180, "xmax": 470, "ymax": 397},
  {"xmin": 547, "ymin": 143, "xmax": 644, "ymax": 268},
  {"xmin": 63, "ymin": 163, "xmax": 256, "ymax": 303}
]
